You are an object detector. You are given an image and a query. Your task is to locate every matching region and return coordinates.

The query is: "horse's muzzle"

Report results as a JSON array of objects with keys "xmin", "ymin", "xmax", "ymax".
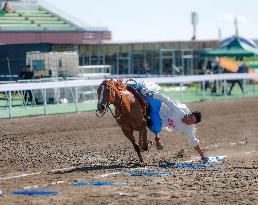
[{"xmin": 97, "ymin": 104, "xmax": 106, "ymax": 114}]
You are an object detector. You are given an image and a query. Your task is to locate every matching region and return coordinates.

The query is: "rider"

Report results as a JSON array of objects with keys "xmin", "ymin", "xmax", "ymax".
[{"xmin": 132, "ymin": 81, "xmax": 207, "ymax": 161}]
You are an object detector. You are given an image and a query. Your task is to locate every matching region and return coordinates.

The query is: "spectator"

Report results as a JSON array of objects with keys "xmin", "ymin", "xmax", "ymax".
[
  {"xmin": 199, "ymin": 67, "xmax": 213, "ymax": 92},
  {"xmin": 1, "ymin": 1, "xmax": 12, "ymax": 11},
  {"xmin": 141, "ymin": 63, "xmax": 151, "ymax": 75},
  {"xmin": 19, "ymin": 65, "xmax": 34, "ymax": 104},
  {"xmin": 19, "ymin": 66, "xmax": 34, "ymax": 79},
  {"xmin": 227, "ymin": 64, "xmax": 248, "ymax": 95}
]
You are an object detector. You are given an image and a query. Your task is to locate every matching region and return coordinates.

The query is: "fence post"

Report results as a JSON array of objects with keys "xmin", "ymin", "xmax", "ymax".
[
  {"xmin": 43, "ymin": 89, "xmax": 47, "ymax": 115},
  {"xmin": 8, "ymin": 91, "xmax": 12, "ymax": 119},
  {"xmin": 75, "ymin": 87, "xmax": 79, "ymax": 113},
  {"xmin": 224, "ymin": 80, "xmax": 227, "ymax": 99},
  {"xmin": 253, "ymin": 82, "xmax": 256, "ymax": 96},
  {"xmin": 180, "ymin": 83, "xmax": 184, "ymax": 99},
  {"xmin": 202, "ymin": 81, "xmax": 206, "ymax": 98},
  {"xmin": 243, "ymin": 79, "xmax": 246, "ymax": 96}
]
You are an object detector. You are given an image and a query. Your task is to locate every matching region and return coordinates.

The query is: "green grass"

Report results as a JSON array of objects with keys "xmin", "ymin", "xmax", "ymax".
[
  {"xmin": 162, "ymin": 83, "xmax": 258, "ymax": 103},
  {"xmin": 0, "ymin": 101, "xmax": 98, "ymax": 119}
]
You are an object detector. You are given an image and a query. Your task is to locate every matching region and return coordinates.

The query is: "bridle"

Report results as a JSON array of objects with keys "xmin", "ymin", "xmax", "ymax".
[
  {"xmin": 95, "ymin": 104, "xmax": 119, "ymax": 119},
  {"xmin": 96, "ymin": 80, "xmax": 123, "ymax": 120}
]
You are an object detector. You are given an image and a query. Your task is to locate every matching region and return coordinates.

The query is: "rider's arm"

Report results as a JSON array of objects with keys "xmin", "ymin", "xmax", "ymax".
[
  {"xmin": 186, "ymin": 132, "xmax": 200, "ymax": 147},
  {"xmin": 185, "ymin": 128, "xmax": 206, "ymax": 160},
  {"xmin": 194, "ymin": 145, "xmax": 206, "ymax": 160},
  {"xmin": 182, "ymin": 125, "xmax": 200, "ymax": 147},
  {"xmin": 152, "ymin": 92, "xmax": 179, "ymax": 111}
]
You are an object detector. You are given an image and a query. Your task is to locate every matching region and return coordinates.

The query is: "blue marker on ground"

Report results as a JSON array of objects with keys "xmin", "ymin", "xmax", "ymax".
[
  {"xmin": 127, "ymin": 172, "xmax": 172, "ymax": 176},
  {"xmin": 12, "ymin": 190, "xmax": 59, "ymax": 196},
  {"xmin": 72, "ymin": 181, "xmax": 128, "ymax": 186}
]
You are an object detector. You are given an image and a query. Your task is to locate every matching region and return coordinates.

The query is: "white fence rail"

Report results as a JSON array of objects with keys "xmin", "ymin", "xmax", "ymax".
[
  {"xmin": 1, "ymin": 73, "xmax": 258, "ymax": 119},
  {"xmin": 1, "ymin": 73, "xmax": 258, "ymax": 92}
]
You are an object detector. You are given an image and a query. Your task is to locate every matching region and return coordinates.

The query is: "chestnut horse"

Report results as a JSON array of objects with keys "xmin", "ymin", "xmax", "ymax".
[{"xmin": 96, "ymin": 79, "xmax": 148, "ymax": 163}]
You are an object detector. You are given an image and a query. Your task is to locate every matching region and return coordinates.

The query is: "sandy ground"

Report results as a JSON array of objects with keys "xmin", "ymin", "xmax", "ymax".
[{"xmin": 0, "ymin": 98, "xmax": 257, "ymax": 205}]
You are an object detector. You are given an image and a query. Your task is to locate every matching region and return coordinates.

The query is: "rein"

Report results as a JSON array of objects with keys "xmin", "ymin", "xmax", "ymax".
[
  {"xmin": 95, "ymin": 109, "xmax": 106, "ymax": 117},
  {"xmin": 107, "ymin": 91, "xmax": 123, "ymax": 120},
  {"xmin": 107, "ymin": 104, "xmax": 119, "ymax": 119},
  {"xmin": 95, "ymin": 103, "xmax": 121, "ymax": 120}
]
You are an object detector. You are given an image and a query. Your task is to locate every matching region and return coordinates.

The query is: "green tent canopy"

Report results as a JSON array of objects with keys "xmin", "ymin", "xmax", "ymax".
[{"xmin": 201, "ymin": 37, "xmax": 258, "ymax": 57}]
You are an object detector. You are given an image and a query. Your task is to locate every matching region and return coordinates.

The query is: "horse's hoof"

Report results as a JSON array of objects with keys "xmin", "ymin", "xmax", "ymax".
[
  {"xmin": 142, "ymin": 147, "xmax": 148, "ymax": 152},
  {"xmin": 138, "ymin": 158, "xmax": 144, "ymax": 164},
  {"xmin": 140, "ymin": 144, "xmax": 149, "ymax": 152},
  {"xmin": 147, "ymin": 140, "xmax": 153, "ymax": 148},
  {"xmin": 133, "ymin": 162, "xmax": 144, "ymax": 166}
]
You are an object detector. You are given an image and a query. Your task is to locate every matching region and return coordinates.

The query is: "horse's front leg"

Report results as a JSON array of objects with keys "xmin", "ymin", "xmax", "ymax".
[
  {"xmin": 121, "ymin": 128, "xmax": 144, "ymax": 163},
  {"xmin": 138, "ymin": 119, "xmax": 149, "ymax": 152}
]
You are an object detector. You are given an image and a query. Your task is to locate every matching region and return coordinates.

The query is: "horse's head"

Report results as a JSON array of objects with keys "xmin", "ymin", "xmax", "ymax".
[{"xmin": 96, "ymin": 80, "xmax": 115, "ymax": 115}]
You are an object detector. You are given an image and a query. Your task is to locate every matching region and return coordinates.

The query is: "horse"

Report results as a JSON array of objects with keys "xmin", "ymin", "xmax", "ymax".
[{"xmin": 96, "ymin": 79, "xmax": 149, "ymax": 163}]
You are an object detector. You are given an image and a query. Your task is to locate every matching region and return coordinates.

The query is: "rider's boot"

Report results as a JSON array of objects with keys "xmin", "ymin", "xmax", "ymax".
[{"xmin": 155, "ymin": 135, "xmax": 163, "ymax": 150}]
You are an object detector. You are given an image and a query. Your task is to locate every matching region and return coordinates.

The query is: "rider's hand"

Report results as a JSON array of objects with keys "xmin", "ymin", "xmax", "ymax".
[{"xmin": 145, "ymin": 91, "xmax": 155, "ymax": 96}]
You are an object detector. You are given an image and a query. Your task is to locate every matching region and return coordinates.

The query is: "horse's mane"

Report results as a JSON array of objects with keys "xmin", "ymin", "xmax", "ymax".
[
  {"xmin": 115, "ymin": 80, "xmax": 126, "ymax": 91},
  {"xmin": 103, "ymin": 79, "xmax": 126, "ymax": 91}
]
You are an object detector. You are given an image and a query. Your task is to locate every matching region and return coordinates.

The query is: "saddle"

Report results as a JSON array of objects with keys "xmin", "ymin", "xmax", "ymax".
[
  {"xmin": 126, "ymin": 85, "xmax": 152, "ymax": 129},
  {"xmin": 126, "ymin": 86, "xmax": 147, "ymax": 110}
]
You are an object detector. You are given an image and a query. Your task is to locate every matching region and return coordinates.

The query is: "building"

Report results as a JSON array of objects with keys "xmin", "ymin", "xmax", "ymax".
[
  {"xmin": 0, "ymin": 0, "xmax": 111, "ymax": 80},
  {"xmin": 0, "ymin": 0, "xmax": 219, "ymax": 80}
]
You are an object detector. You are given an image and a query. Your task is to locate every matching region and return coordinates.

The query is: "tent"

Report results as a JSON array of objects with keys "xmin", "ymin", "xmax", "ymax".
[
  {"xmin": 219, "ymin": 57, "xmax": 239, "ymax": 72},
  {"xmin": 201, "ymin": 36, "xmax": 258, "ymax": 82},
  {"xmin": 201, "ymin": 36, "xmax": 258, "ymax": 57},
  {"xmin": 220, "ymin": 36, "xmax": 257, "ymax": 48}
]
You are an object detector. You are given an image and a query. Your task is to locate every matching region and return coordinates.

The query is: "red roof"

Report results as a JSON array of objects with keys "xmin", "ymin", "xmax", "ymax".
[{"xmin": 0, "ymin": 31, "xmax": 111, "ymax": 44}]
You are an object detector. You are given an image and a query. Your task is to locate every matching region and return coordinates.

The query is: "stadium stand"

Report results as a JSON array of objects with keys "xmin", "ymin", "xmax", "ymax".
[
  {"xmin": 0, "ymin": 0, "xmax": 111, "ymax": 80},
  {"xmin": 0, "ymin": 8, "xmax": 79, "ymax": 31},
  {"xmin": 0, "ymin": 0, "xmax": 111, "ymax": 45}
]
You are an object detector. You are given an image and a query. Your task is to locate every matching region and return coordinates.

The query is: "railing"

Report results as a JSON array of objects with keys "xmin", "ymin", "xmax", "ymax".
[
  {"xmin": 8, "ymin": 0, "xmax": 38, "ymax": 10},
  {"xmin": 1, "ymin": 73, "xmax": 258, "ymax": 119}
]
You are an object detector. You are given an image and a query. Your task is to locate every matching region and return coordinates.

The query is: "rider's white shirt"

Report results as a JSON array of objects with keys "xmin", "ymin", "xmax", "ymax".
[{"xmin": 154, "ymin": 93, "xmax": 199, "ymax": 147}]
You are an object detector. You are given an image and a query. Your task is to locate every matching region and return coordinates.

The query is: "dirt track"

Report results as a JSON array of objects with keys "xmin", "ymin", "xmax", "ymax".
[{"xmin": 0, "ymin": 98, "xmax": 257, "ymax": 205}]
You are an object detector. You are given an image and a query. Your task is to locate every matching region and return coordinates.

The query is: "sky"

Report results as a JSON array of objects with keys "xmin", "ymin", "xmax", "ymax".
[{"xmin": 43, "ymin": 0, "xmax": 258, "ymax": 42}]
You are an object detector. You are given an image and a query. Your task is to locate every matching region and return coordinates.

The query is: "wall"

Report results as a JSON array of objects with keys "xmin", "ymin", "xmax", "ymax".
[{"xmin": 0, "ymin": 43, "xmax": 51, "ymax": 80}]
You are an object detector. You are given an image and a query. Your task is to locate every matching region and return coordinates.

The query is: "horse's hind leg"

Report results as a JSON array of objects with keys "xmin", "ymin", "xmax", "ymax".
[{"xmin": 122, "ymin": 128, "xmax": 144, "ymax": 163}]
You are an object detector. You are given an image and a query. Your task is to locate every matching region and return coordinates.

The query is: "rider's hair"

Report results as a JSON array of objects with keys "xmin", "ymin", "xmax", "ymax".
[{"xmin": 191, "ymin": 111, "xmax": 202, "ymax": 124}]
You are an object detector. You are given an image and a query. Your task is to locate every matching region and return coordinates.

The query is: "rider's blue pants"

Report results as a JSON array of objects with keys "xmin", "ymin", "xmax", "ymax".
[{"xmin": 132, "ymin": 84, "xmax": 162, "ymax": 135}]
